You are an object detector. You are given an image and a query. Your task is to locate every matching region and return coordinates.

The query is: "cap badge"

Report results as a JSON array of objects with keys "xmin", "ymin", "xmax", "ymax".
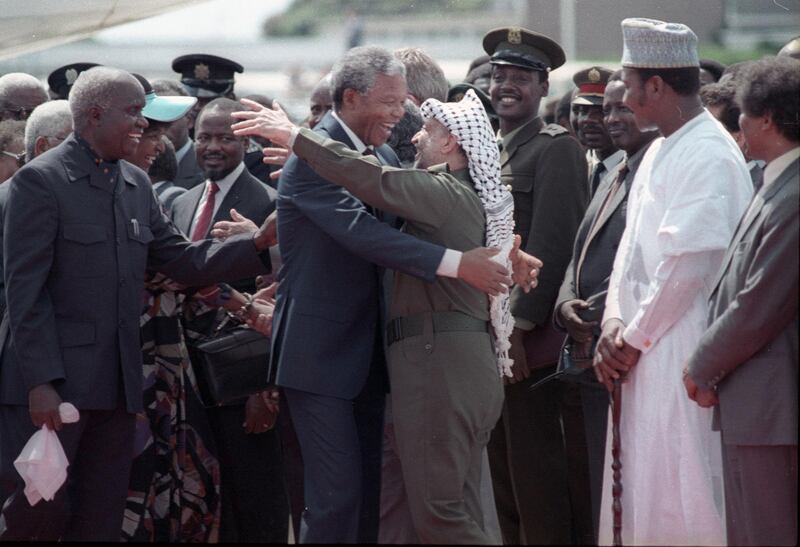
[
  {"xmin": 65, "ymin": 68, "xmax": 78, "ymax": 86},
  {"xmin": 588, "ymin": 68, "xmax": 601, "ymax": 82},
  {"xmin": 194, "ymin": 63, "xmax": 210, "ymax": 80},
  {"xmin": 507, "ymin": 27, "xmax": 522, "ymax": 45}
]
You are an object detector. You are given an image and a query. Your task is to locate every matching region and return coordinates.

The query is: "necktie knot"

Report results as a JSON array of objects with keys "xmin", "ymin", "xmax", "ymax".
[{"xmin": 207, "ymin": 181, "xmax": 220, "ymax": 196}]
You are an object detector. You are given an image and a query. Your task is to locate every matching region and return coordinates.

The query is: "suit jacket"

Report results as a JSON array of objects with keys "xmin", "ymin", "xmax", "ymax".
[
  {"xmin": 0, "ymin": 135, "xmax": 270, "ymax": 412},
  {"xmin": 171, "ymin": 165, "xmax": 277, "ymax": 296},
  {"xmin": 154, "ymin": 180, "xmax": 187, "ymax": 213},
  {"xmin": 555, "ymin": 142, "xmax": 652, "ymax": 335},
  {"xmin": 687, "ymin": 156, "xmax": 798, "ymax": 446},
  {"xmin": 173, "ymin": 141, "xmax": 204, "ymax": 189},
  {"xmin": 269, "ymin": 111, "xmax": 444, "ymax": 400},
  {"xmin": 502, "ymin": 119, "xmax": 589, "ymax": 327}
]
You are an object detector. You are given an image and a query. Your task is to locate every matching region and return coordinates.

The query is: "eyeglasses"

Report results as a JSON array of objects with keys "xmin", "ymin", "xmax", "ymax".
[
  {"xmin": 0, "ymin": 105, "xmax": 36, "ymax": 121},
  {"xmin": 1, "ymin": 150, "xmax": 25, "ymax": 167}
]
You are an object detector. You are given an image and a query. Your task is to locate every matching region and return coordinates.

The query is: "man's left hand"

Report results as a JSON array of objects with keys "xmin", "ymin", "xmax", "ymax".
[
  {"xmin": 683, "ymin": 370, "xmax": 719, "ymax": 408},
  {"xmin": 211, "ymin": 208, "xmax": 258, "ymax": 240},
  {"xmin": 232, "ymin": 99, "xmax": 296, "ymax": 148},
  {"xmin": 243, "ymin": 391, "xmax": 278, "ymax": 434},
  {"xmin": 508, "ymin": 235, "xmax": 542, "ymax": 293}
]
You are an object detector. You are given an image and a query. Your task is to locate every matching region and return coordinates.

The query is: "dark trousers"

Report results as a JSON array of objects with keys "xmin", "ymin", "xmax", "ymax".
[
  {"xmin": 579, "ymin": 381, "xmax": 610, "ymax": 544},
  {"xmin": 276, "ymin": 393, "xmax": 305, "ymax": 541},
  {"xmin": 722, "ymin": 442, "xmax": 797, "ymax": 546},
  {"xmin": 283, "ymin": 378, "xmax": 384, "ymax": 544},
  {"xmin": 207, "ymin": 404, "xmax": 289, "ymax": 543},
  {"xmin": 0, "ymin": 403, "xmax": 135, "ymax": 542},
  {"xmin": 488, "ymin": 367, "xmax": 594, "ymax": 545}
]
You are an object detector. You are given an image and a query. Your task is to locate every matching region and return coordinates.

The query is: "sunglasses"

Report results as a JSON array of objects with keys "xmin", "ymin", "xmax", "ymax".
[
  {"xmin": 1, "ymin": 105, "xmax": 36, "ymax": 121},
  {"xmin": 1, "ymin": 150, "xmax": 25, "ymax": 167}
]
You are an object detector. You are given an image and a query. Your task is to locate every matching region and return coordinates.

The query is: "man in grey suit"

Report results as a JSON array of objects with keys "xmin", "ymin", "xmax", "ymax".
[
  {"xmin": 554, "ymin": 71, "xmax": 658, "ymax": 543},
  {"xmin": 685, "ymin": 55, "xmax": 799, "ymax": 547},
  {"xmin": 0, "ymin": 67, "xmax": 274, "ymax": 542}
]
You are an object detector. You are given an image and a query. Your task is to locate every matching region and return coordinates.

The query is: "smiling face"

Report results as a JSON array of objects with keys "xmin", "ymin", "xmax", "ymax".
[
  {"xmin": 128, "ymin": 122, "xmax": 167, "ymax": 171},
  {"xmin": 194, "ymin": 108, "xmax": 246, "ymax": 181},
  {"xmin": 342, "ymin": 73, "xmax": 407, "ymax": 147},
  {"xmin": 603, "ymin": 80, "xmax": 659, "ymax": 155},
  {"xmin": 411, "ymin": 118, "xmax": 451, "ymax": 170},
  {"xmin": 489, "ymin": 65, "xmax": 548, "ymax": 131},
  {"xmin": 92, "ymin": 78, "xmax": 148, "ymax": 161}
]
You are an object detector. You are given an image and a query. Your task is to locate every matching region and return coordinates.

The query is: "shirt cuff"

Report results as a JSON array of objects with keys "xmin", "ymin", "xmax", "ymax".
[
  {"xmin": 514, "ymin": 317, "xmax": 536, "ymax": 331},
  {"xmin": 623, "ymin": 324, "xmax": 654, "ymax": 353},
  {"xmin": 288, "ymin": 126, "xmax": 300, "ymax": 148},
  {"xmin": 268, "ymin": 244, "xmax": 282, "ymax": 273},
  {"xmin": 436, "ymin": 249, "xmax": 462, "ymax": 278}
]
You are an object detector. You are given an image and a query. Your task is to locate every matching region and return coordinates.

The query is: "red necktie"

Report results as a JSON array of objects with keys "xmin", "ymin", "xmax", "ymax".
[{"xmin": 191, "ymin": 182, "xmax": 219, "ymax": 241}]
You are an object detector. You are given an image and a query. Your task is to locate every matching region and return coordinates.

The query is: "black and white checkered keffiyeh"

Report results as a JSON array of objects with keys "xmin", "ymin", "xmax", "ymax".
[{"xmin": 420, "ymin": 89, "xmax": 516, "ymax": 377}]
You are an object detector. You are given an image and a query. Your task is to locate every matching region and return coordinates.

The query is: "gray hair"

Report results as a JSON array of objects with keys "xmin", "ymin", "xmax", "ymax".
[
  {"xmin": 69, "ymin": 67, "xmax": 140, "ymax": 130},
  {"xmin": 0, "ymin": 73, "xmax": 48, "ymax": 105},
  {"xmin": 24, "ymin": 100, "xmax": 72, "ymax": 161},
  {"xmin": 151, "ymin": 79, "xmax": 189, "ymax": 97},
  {"xmin": 393, "ymin": 47, "xmax": 449, "ymax": 103},
  {"xmin": 331, "ymin": 46, "xmax": 406, "ymax": 111}
]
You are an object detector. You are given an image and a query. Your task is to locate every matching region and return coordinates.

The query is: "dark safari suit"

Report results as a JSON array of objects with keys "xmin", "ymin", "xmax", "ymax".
[
  {"xmin": 170, "ymin": 165, "xmax": 285, "ymax": 543},
  {"xmin": 292, "ymin": 127, "xmax": 504, "ymax": 543},
  {"xmin": 270, "ymin": 111, "xmax": 444, "ymax": 543},
  {"xmin": 0, "ymin": 135, "xmax": 269, "ymax": 541},
  {"xmin": 554, "ymin": 142, "xmax": 651, "ymax": 542},
  {"xmin": 487, "ymin": 117, "xmax": 590, "ymax": 544},
  {"xmin": 687, "ymin": 152, "xmax": 798, "ymax": 546}
]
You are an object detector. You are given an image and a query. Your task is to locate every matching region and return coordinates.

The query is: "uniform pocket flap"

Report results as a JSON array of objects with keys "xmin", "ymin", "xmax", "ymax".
[
  {"xmin": 62, "ymin": 224, "xmax": 107, "ymax": 244},
  {"xmin": 127, "ymin": 222, "xmax": 154, "ymax": 244},
  {"xmin": 57, "ymin": 320, "xmax": 96, "ymax": 347}
]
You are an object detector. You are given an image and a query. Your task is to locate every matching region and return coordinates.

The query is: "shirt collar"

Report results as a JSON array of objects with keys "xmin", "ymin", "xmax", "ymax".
[
  {"xmin": 73, "ymin": 133, "xmax": 119, "ymax": 172},
  {"xmin": 207, "ymin": 161, "xmax": 245, "ymax": 192},
  {"xmin": 601, "ymin": 149, "xmax": 625, "ymax": 171},
  {"xmin": 763, "ymin": 147, "xmax": 800, "ymax": 190},
  {"xmin": 497, "ymin": 117, "xmax": 539, "ymax": 147},
  {"xmin": 331, "ymin": 110, "xmax": 369, "ymax": 153}
]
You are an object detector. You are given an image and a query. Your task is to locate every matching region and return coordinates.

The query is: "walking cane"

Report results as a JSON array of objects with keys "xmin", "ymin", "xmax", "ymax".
[{"xmin": 611, "ymin": 377, "xmax": 623, "ymax": 546}]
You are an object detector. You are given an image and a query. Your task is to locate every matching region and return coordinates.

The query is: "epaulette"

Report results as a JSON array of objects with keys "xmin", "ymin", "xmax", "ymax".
[{"xmin": 539, "ymin": 123, "xmax": 569, "ymax": 137}]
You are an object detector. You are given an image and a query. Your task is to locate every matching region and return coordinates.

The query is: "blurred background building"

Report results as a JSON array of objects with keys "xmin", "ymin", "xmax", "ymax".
[{"xmin": 1, "ymin": 0, "xmax": 797, "ymax": 119}]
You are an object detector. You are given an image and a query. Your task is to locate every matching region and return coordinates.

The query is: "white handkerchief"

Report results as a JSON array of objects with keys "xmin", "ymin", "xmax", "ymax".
[{"xmin": 13, "ymin": 402, "xmax": 80, "ymax": 506}]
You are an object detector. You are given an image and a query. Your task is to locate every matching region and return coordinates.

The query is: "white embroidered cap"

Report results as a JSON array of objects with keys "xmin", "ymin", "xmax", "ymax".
[{"xmin": 621, "ymin": 18, "xmax": 699, "ymax": 69}]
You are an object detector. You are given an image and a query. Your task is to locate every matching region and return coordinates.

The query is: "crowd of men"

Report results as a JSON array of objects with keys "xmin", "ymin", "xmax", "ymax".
[{"xmin": 0, "ymin": 15, "xmax": 797, "ymax": 546}]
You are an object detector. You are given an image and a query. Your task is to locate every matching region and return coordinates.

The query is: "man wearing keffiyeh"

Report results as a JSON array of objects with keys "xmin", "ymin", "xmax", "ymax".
[{"xmin": 231, "ymin": 90, "xmax": 542, "ymax": 543}]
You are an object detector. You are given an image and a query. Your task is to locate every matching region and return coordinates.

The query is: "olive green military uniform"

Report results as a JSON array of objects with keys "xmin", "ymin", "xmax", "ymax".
[
  {"xmin": 293, "ymin": 127, "xmax": 505, "ymax": 544},
  {"xmin": 488, "ymin": 116, "xmax": 591, "ymax": 545}
]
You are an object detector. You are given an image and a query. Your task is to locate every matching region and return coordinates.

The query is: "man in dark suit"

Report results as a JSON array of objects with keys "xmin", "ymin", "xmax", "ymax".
[
  {"xmin": 266, "ymin": 45, "xmax": 512, "ymax": 544},
  {"xmin": 685, "ymin": 55, "xmax": 799, "ymax": 547},
  {"xmin": 554, "ymin": 72, "xmax": 658, "ymax": 542},
  {"xmin": 170, "ymin": 98, "xmax": 284, "ymax": 542},
  {"xmin": 481, "ymin": 27, "xmax": 590, "ymax": 545},
  {"xmin": 0, "ymin": 67, "xmax": 274, "ymax": 542},
  {"xmin": 152, "ymin": 79, "xmax": 205, "ymax": 190}
]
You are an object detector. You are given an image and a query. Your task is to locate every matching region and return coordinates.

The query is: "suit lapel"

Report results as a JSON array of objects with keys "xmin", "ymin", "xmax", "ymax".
[
  {"xmin": 174, "ymin": 186, "xmax": 203, "ymax": 234},
  {"xmin": 712, "ymin": 163, "xmax": 795, "ymax": 293},
  {"xmin": 213, "ymin": 169, "xmax": 246, "ymax": 223}
]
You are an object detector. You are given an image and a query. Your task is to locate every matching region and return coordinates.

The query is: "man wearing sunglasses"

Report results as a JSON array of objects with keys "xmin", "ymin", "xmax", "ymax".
[{"xmin": 0, "ymin": 120, "xmax": 25, "ymax": 184}]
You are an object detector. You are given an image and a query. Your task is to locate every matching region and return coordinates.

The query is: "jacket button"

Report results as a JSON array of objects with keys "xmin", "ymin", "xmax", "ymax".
[
  {"xmin": 119, "ymin": 278, "xmax": 126, "ymax": 286},
  {"xmin": 424, "ymin": 343, "xmax": 432, "ymax": 351}
]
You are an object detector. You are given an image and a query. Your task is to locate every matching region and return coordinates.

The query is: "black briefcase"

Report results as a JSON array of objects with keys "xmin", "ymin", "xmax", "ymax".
[{"xmin": 190, "ymin": 320, "xmax": 270, "ymax": 407}]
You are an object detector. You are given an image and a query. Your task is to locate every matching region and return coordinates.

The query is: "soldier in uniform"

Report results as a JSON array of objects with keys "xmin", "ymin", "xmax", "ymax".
[
  {"xmin": 46, "ymin": 63, "xmax": 99, "ymax": 100},
  {"xmin": 572, "ymin": 67, "xmax": 623, "ymax": 196},
  {"xmin": 482, "ymin": 26, "xmax": 591, "ymax": 545}
]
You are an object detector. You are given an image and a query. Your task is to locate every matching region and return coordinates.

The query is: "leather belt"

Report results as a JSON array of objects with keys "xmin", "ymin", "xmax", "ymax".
[{"xmin": 386, "ymin": 311, "xmax": 488, "ymax": 346}]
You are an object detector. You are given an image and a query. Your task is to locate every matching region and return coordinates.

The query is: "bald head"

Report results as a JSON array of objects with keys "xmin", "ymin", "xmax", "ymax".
[{"xmin": 0, "ymin": 73, "xmax": 49, "ymax": 121}]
